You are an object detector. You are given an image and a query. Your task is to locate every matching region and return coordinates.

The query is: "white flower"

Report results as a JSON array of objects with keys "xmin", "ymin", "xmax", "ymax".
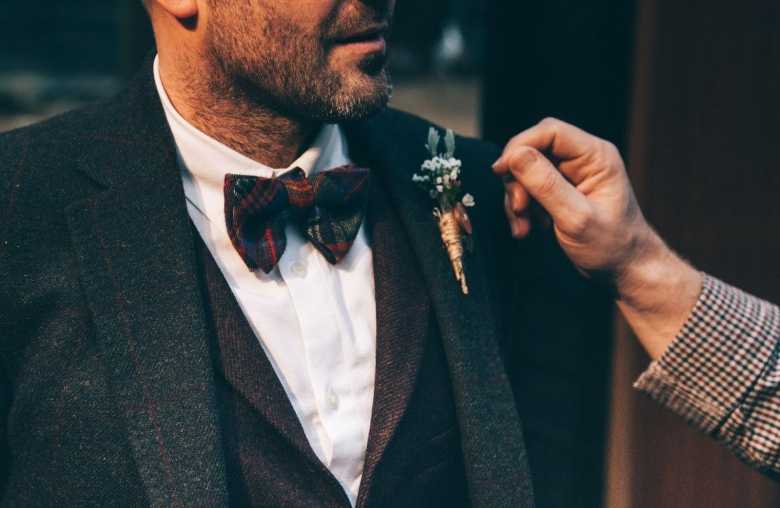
[
  {"xmin": 436, "ymin": 185, "xmax": 444, "ymax": 193},
  {"xmin": 450, "ymin": 169, "xmax": 458, "ymax": 180},
  {"xmin": 436, "ymin": 177, "xmax": 442, "ymax": 184},
  {"xmin": 462, "ymin": 193, "xmax": 475, "ymax": 207}
]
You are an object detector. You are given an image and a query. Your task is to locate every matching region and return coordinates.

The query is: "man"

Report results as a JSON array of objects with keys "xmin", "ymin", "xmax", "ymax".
[
  {"xmin": 1, "ymin": 0, "xmax": 546, "ymax": 506},
  {"xmin": 493, "ymin": 120, "xmax": 780, "ymax": 478}
]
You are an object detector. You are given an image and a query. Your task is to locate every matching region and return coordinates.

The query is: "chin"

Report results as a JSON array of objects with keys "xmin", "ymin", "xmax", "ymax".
[
  {"xmin": 322, "ymin": 91, "xmax": 391, "ymax": 123},
  {"xmin": 252, "ymin": 57, "xmax": 393, "ymax": 123},
  {"xmin": 309, "ymin": 65, "xmax": 392, "ymax": 122}
]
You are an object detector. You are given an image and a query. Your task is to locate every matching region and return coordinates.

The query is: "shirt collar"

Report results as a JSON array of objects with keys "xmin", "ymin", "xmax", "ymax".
[{"xmin": 152, "ymin": 55, "xmax": 350, "ymax": 224}]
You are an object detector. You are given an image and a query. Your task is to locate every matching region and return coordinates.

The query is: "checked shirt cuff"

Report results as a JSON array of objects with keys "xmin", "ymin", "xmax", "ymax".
[{"xmin": 634, "ymin": 274, "xmax": 780, "ymax": 471}]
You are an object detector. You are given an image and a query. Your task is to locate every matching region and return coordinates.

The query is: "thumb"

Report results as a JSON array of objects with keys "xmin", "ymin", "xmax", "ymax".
[{"xmin": 493, "ymin": 146, "xmax": 591, "ymax": 235}]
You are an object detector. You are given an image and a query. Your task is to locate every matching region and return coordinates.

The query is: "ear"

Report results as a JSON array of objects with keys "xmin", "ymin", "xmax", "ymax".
[{"xmin": 154, "ymin": 0, "xmax": 199, "ymax": 20}]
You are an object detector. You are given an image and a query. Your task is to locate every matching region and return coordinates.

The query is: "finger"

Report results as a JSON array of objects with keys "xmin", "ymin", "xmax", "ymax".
[
  {"xmin": 504, "ymin": 193, "xmax": 532, "ymax": 238},
  {"xmin": 494, "ymin": 146, "xmax": 591, "ymax": 234},
  {"xmin": 504, "ymin": 180, "xmax": 530, "ymax": 215},
  {"xmin": 494, "ymin": 119, "xmax": 608, "ymax": 190},
  {"xmin": 500, "ymin": 117, "xmax": 599, "ymax": 162}
]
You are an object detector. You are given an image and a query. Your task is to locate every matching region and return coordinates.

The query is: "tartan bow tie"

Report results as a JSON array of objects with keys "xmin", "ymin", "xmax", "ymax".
[{"xmin": 224, "ymin": 164, "xmax": 370, "ymax": 273}]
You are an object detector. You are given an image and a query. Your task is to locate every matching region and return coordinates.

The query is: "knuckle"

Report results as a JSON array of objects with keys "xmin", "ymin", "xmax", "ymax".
[
  {"xmin": 507, "ymin": 132, "xmax": 523, "ymax": 146},
  {"xmin": 539, "ymin": 116, "xmax": 560, "ymax": 129},
  {"xmin": 536, "ymin": 169, "xmax": 560, "ymax": 198},
  {"xmin": 565, "ymin": 205, "xmax": 593, "ymax": 237},
  {"xmin": 602, "ymin": 141, "xmax": 620, "ymax": 159},
  {"xmin": 586, "ymin": 140, "xmax": 618, "ymax": 169},
  {"xmin": 507, "ymin": 146, "xmax": 542, "ymax": 171},
  {"xmin": 597, "ymin": 141, "xmax": 624, "ymax": 175}
]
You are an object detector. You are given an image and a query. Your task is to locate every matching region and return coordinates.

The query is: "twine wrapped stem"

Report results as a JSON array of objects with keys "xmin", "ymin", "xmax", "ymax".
[{"xmin": 435, "ymin": 206, "xmax": 469, "ymax": 294}]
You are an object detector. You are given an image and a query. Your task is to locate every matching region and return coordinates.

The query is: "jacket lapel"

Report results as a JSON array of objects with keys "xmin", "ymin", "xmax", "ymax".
[
  {"xmin": 64, "ymin": 62, "xmax": 229, "ymax": 507},
  {"xmin": 197, "ymin": 237, "xmax": 328, "ymax": 472},
  {"xmin": 344, "ymin": 112, "xmax": 535, "ymax": 508},
  {"xmin": 354, "ymin": 176, "xmax": 429, "ymax": 506}
]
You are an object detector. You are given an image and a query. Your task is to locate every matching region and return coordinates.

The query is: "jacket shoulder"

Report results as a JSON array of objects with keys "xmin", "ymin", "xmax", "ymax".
[
  {"xmin": 371, "ymin": 107, "xmax": 505, "ymax": 210},
  {"xmin": 377, "ymin": 107, "xmax": 503, "ymax": 162},
  {"xmin": 387, "ymin": 107, "xmax": 503, "ymax": 196},
  {"xmin": 0, "ymin": 98, "xmax": 119, "ymax": 210},
  {"xmin": 0, "ymin": 101, "xmax": 116, "ymax": 278},
  {"xmin": 0, "ymin": 98, "xmax": 118, "ymax": 175}
]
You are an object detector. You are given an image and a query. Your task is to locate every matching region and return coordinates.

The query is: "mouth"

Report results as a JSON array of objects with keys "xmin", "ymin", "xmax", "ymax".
[{"xmin": 331, "ymin": 23, "xmax": 389, "ymax": 53}]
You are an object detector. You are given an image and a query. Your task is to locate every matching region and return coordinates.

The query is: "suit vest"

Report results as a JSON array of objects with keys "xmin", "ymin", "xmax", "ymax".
[{"xmin": 195, "ymin": 179, "xmax": 471, "ymax": 507}]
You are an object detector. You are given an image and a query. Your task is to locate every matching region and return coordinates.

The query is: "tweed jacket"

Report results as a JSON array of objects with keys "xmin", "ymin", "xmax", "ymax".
[{"xmin": 0, "ymin": 60, "xmax": 593, "ymax": 507}]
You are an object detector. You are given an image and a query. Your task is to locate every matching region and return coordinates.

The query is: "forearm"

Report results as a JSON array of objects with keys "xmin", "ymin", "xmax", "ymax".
[
  {"xmin": 633, "ymin": 276, "xmax": 780, "ymax": 474},
  {"xmin": 615, "ymin": 230, "xmax": 703, "ymax": 360}
]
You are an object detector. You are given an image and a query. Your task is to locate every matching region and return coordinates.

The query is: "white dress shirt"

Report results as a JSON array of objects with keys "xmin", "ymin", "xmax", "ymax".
[{"xmin": 153, "ymin": 57, "xmax": 376, "ymax": 505}]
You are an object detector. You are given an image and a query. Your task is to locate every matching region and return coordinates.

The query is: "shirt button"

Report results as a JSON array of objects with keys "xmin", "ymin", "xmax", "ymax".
[
  {"xmin": 326, "ymin": 387, "xmax": 340, "ymax": 411},
  {"xmin": 290, "ymin": 260, "xmax": 307, "ymax": 277}
]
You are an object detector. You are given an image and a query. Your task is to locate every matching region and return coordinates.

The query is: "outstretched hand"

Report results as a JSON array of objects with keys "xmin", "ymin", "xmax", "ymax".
[
  {"xmin": 492, "ymin": 117, "xmax": 650, "ymax": 280},
  {"xmin": 492, "ymin": 118, "xmax": 702, "ymax": 359}
]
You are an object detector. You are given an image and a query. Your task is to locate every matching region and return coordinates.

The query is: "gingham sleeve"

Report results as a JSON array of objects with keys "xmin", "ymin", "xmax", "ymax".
[{"xmin": 634, "ymin": 274, "xmax": 780, "ymax": 474}]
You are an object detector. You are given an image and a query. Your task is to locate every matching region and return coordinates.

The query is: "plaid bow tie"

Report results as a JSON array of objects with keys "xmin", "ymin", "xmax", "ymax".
[{"xmin": 224, "ymin": 164, "xmax": 370, "ymax": 273}]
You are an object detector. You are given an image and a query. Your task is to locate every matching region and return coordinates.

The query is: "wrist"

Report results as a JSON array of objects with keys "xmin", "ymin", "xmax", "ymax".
[
  {"xmin": 616, "ymin": 226, "xmax": 675, "ymax": 305},
  {"xmin": 614, "ymin": 225, "xmax": 703, "ymax": 359}
]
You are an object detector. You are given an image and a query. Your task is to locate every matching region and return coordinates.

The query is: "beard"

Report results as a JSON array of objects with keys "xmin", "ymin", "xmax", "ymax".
[{"xmin": 204, "ymin": 2, "xmax": 393, "ymax": 123}]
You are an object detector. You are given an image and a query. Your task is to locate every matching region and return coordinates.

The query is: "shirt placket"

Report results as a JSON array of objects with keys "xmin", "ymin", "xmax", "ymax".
[{"xmin": 279, "ymin": 228, "xmax": 349, "ymax": 463}]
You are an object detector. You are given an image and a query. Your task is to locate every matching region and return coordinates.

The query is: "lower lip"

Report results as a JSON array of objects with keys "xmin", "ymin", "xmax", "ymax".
[{"xmin": 335, "ymin": 36, "xmax": 386, "ymax": 54}]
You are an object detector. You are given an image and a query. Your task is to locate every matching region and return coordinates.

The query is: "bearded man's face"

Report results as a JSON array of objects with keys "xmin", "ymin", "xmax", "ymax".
[{"xmin": 204, "ymin": 0, "xmax": 395, "ymax": 122}]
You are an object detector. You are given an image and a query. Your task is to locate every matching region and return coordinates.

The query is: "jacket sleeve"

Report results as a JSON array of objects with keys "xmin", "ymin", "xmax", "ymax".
[{"xmin": 634, "ymin": 274, "xmax": 780, "ymax": 476}]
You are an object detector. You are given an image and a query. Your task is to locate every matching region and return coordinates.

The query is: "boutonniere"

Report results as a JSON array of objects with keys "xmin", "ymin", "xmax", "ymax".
[{"xmin": 412, "ymin": 127, "xmax": 476, "ymax": 295}]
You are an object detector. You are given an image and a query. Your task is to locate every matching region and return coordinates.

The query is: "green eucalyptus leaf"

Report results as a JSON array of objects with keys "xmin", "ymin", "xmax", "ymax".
[
  {"xmin": 426, "ymin": 127, "xmax": 441, "ymax": 158},
  {"xmin": 444, "ymin": 129, "xmax": 456, "ymax": 158}
]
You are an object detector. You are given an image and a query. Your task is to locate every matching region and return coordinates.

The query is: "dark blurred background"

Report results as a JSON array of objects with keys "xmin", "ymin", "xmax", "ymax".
[{"xmin": 2, "ymin": 1, "xmax": 779, "ymax": 507}]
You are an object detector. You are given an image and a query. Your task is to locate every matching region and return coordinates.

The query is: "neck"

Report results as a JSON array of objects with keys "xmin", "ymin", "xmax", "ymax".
[{"xmin": 158, "ymin": 54, "xmax": 319, "ymax": 169}]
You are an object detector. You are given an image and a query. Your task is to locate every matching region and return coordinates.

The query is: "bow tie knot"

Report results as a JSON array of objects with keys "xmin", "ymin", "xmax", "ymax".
[{"xmin": 225, "ymin": 165, "xmax": 370, "ymax": 273}]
